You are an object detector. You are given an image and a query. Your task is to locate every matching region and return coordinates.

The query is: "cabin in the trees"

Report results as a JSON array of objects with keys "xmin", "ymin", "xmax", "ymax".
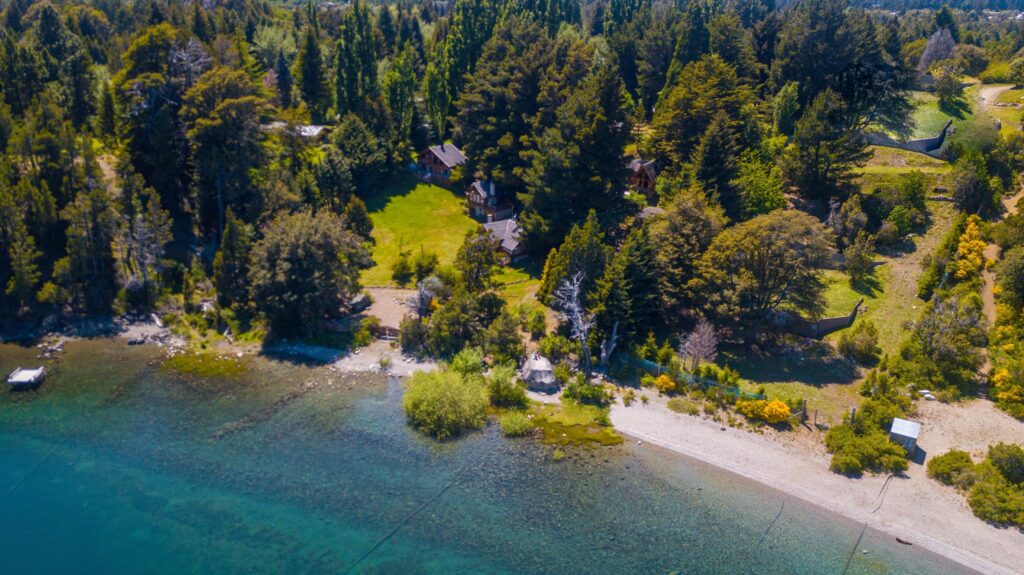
[
  {"xmin": 628, "ymin": 158, "xmax": 658, "ymax": 198},
  {"xmin": 467, "ymin": 179, "xmax": 514, "ymax": 222},
  {"xmin": 419, "ymin": 144, "xmax": 466, "ymax": 187},
  {"xmin": 483, "ymin": 218, "xmax": 524, "ymax": 261}
]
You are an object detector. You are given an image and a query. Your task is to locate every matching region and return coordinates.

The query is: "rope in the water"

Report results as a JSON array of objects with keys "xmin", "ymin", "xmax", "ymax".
[
  {"xmin": 747, "ymin": 499, "xmax": 786, "ymax": 574},
  {"xmin": 841, "ymin": 524, "xmax": 868, "ymax": 575},
  {"xmin": 342, "ymin": 469, "xmax": 464, "ymax": 574},
  {"xmin": 5, "ymin": 431, "xmax": 70, "ymax": 495}
]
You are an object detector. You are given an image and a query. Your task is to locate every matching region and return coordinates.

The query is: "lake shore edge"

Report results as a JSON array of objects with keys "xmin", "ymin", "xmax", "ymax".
[{"xmin": 611, "ymin": 398, "xmax": 1024, "ymax": 575}]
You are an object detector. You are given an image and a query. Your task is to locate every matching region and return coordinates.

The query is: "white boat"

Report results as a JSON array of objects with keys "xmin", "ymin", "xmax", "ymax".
[{"xmin": 7, "ymin": 367, "xmax": 46, "ymax": 389}]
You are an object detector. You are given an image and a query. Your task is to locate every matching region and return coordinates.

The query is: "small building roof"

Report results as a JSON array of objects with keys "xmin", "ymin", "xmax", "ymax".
[
  {"xmin": 8, "ymin": 367, "xmax": 45, "ymax": 384},
  {"xmin": 628, "ymin": 158, "xmax": 657, "ymax": 180},
  {"xmin": 427, "ymin": 144, "xmax": 466, "ymax": 169},
  {"xmin": 638, "ymin": 206, "xmax": 666, "ymax": 220},
  {"xmin": 890, "ymin": 417, "xmax": 921, "ymax": 439},
  {"xmin": 521, "ymin": 353, "xmax": 555, "ymax": 385},
  {"xmin": 483, "ymin": 218, "xmax": 522, "ymax": 254},
  {"xmin": 296, "ymin": 125, "xmax": 326, "ymax": 138},
  {"xmin": 469, "ymin": 179, "xmax": 497, "ymax": 199}
]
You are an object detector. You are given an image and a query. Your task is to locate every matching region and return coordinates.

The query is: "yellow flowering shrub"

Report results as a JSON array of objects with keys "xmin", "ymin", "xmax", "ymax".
[
  {"xmin": 992, "ymin": 368, "xmax": 1012, "ymax": 389},
  {"xmin": 952, "ymin": 216, "xmax": 986, "ymax": 280},
  {"xmin": 654, "ymin": 374, "xmax": 677, "ymax": 394},
  {"xmin": 735, "ymin": 399, "xmax": 767, "ymax": 420},
  {"xmin": 762, "ymin": 400, "xmax": 791, "ymax": 424}
]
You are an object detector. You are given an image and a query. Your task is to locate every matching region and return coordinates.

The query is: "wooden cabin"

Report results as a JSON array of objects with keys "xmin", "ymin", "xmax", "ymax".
[
  {"xmin": 628, "ymin": 158, "xmax": 658, "ymax": 198},
  {"xmin": 419, "ymin": 144, "xmax": 466, "ymax": 187}
]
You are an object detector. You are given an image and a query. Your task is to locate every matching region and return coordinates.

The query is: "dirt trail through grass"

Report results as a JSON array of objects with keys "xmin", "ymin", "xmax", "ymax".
[{"xmin": 981, "ymin": 188, "xmax": 1024, "ymax": 332}]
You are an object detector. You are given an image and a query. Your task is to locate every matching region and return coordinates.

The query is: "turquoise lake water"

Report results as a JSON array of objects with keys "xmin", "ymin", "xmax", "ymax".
[{"xmin": 0, "ymin": 339, "xmax": 980, "ymax": 575}]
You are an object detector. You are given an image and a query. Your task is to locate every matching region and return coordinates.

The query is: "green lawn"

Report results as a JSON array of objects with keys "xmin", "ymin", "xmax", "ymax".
[
  {"xmin": 855, "ymin": 146, "xmax": 952, "ymax": 191},
  {"xmin": 362, "ymin": 176, "xmax": 478, "ymax": 286},
  {"xmin": 904, "ymin": 86, "xmax": 1000, "ymax": 152},
  {"xmin": 995, "ymin": 87, "xmax": 1024, "ymax": 103},
  {"xmin": 494, "ymin": 256, "xmax": 543, "ymax": 306}
]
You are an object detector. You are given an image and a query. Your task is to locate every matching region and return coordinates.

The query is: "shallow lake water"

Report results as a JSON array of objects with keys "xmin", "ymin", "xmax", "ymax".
[{"xmin": 0, "ymin": 339, "xmax": 979, "ymax": 574}]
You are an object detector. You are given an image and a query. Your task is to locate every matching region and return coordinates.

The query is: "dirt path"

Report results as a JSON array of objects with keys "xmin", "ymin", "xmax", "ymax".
[
  {"xmin": 981, "ymin": 189, "xmax": 1024, "ymax": 332},
  {"xmin": 978, "ymin": 84, "xmax": 1014, "ymax": 112}
]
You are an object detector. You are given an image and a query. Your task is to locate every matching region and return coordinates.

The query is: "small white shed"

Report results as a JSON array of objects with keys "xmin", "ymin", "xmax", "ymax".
[{"xmin": 889, "ymin": 417, "xmax": 921, "ymax": 454}]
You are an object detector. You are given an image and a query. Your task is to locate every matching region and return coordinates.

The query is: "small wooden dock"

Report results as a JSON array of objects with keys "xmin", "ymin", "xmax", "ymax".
[{"xmin": 7, "ymin": 367, "xmax": 46, "ymax": 390}]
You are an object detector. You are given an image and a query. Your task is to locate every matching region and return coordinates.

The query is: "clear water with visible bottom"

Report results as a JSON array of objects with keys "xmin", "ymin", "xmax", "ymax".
[{"xmin": 0, "ymin": 339, "xmax": 979, "ymax": 575}]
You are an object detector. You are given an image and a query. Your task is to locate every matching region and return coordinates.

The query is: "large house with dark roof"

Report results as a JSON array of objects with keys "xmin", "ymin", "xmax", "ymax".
[
  {"xmin": 419, "ymin": 143, "xmax": 466, "ymax": 187},
  {"xmin": 467, "ymin": 179, "xmax": 514, "ymax": 222}
]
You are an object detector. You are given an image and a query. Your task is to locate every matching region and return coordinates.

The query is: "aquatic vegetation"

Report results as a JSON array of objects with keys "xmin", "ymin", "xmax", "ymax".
[
  {"xmin": 529, "ymin": 401, "xmax": 622, "ymax": 447},
  {"xmin": 162, "ymin": 351, "xmax": 248, "ymax": 379},
  {"xmin": 499, "ymin": 411, "xmax": 533, "ymax": 437}
]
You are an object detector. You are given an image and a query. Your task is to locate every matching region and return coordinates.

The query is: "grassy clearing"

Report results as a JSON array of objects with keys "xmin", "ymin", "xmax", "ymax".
[
  {"xmin": 905, "ymin": 86, "xmax": 999, "ymax": 152},
  {"xmin": 995, "ymin": 87, "xmax": 1024, "ymax": 103},
  {"xmin": 855, "ymin": 146, "xmax": 952, "ymax": 192},
  {"xmin": 723, "ymin": 175, "xmax": 958, "ymax": 424},
  {"xmin": 988, "ymin": 105, "xmax": 1022, "ymax": 137},
  {"xmin": 362, "ymin": 176, "xmax": 478, "ymax": 286},
  {"xmin": 494, "ymin": 256, "xmax": 543, "ymax": 305},
  {"xmin": 529, "ymin": 400, "xmax": 623, "ymax": 446}
]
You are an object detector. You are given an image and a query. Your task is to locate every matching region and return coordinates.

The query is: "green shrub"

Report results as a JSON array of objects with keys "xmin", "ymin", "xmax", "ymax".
[
  {"xmin": 979, "ymin": 61, "xmax": 1013, "ymax": 84},
  {"xmin": 526, "ymin": 308, "xmax": 547, "ymax": 340},
  {"xmin": 825, "ymin": 424, "xmax": 908, "ymax": 476},
  {"xmin": 354, "ymin": 316, "xmax": 379, "ymax": 347},
  {"xmin": 838, "ymin": 320, "xmax": 881, "ymax": 365},
  {"xmin": 488, "ymin": 364, "xmax": 527, "ymax": 408},
  {"xmin": 968, "ymin": 464, "xmax": 1024, "ymax": 526},
  {"xmin": 449, "ymin": 347, "xmax": 485, "ymax": 377},
  {"xmin": 667, "ymin": 398, "xmax": 700, "ymax": 415},
  {"xmin": 402, "ymin": 370, "xmax": 489, "ymax": 439},
  {"xmin": 830, "ymin": 454, "xmax": 864, "ymax": 475},
  {"xmin": 563, "ymin": 374, "xmax": 609, "ymax": 406},
  {"xmin": 927, "ymin": 449, "xmax": 975, "ymax": 486},
  {"xmin": 499, "ymin": 411, "xmax": 533, "ymax": 437},
  {"xmin": 989, "ymin": 442, "xmax": 1024, "ymax": 485},
  {"xmin": 539, "ymin": 334, "xmax": 576, "ymax": 363}
]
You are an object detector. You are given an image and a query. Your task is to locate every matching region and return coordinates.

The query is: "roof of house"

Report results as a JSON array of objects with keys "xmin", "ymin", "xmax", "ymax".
[
  {"xmin": 296, "ymin": 125, "xmax": 327, "ymax": 138},
  {"xmin": 469, "ymin": 179, "xmax": 497, "ymax": 199},
  {"xmin": 483, "ymin": 218, "xmax": 522, "ymax": 253},
  {"xmin": 521, "ymin": 353, "xmax": 555, "ymax": 384},
  {"xmin": 427, "ymin": 144, "xmax": 466, "ymax": 168},
  {"xmin": 890, "ymin": 417, "xmax": 921, "ymax": 439},
  {"xmin": 628, "ymin": 158, "xmax": 657, "ymax": 180},
  {"xmin": 638, "ymin": 206, "xmax": 666, "ymax": 220}
]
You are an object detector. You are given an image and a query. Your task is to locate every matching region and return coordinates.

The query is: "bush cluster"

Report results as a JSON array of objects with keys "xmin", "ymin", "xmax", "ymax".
[
  {"xmin": 929, "ymin": 444, "xmax": 1024, "ymax": 527},
  {"xmin": 499, "ymin": 411, "xmax": 533, "ymax": 437},
  {"xmin": 402, "ymin": 369, "xmax": 489, "ymax": 440},
  {"xmin": 837, "ymin": 320, "xmax": 881, "ymax": 365},
  {"xmin": 734, "ymin": 399, "xmax": 791, "ymax": 424}
]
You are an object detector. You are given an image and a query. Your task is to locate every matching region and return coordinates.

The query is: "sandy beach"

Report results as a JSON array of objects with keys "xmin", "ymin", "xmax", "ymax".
[{"xmin": 611, "ymin": 396, "xmax": 1024, "ymax": 575}]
